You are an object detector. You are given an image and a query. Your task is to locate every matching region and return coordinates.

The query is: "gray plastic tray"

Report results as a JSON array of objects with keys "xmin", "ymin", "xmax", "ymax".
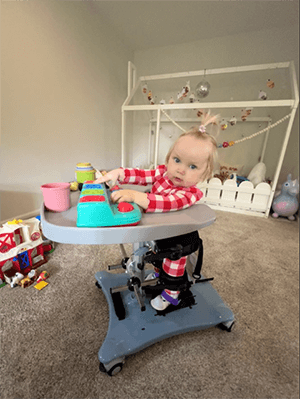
[{"xmin": 40, "ymin": 191, "xmax": 216, "ymax": 244}]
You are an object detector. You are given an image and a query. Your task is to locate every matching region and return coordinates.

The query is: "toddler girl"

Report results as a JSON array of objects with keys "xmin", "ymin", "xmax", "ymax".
[{"xmin": 95, "ymin": 112, "xmax": 219, "ymax": 310}]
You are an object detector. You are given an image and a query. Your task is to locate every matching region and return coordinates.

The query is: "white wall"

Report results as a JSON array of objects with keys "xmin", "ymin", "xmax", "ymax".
[
  {"xmin": 132, "ymin": 25, "xmax": 299, "ymax": 186},
  {"xmin": 0, "ymin": 2, "xmax": 133, "ymax": 222}
]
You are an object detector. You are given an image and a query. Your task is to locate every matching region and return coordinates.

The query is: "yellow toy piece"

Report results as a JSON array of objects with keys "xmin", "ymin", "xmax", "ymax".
[
  {"xmin": 34, "ymin": 281, "xmax": 48, "ymax": 290},
  {"xmin": 7, "ymin": 219, "xmax": 23, "ymax": 225},
  {"xmin": 70, "ymin": 181, "xmax": 79, "ymax": 191}
]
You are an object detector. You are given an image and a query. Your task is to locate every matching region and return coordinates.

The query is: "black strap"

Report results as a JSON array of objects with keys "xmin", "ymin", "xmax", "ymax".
[
  {"xmin": 192, "ymin": 237, "xmax": 203, "ymax": 280},
  {"xmin": 144, "ymin": 231, "xmax": 203, "ymax": 279}
]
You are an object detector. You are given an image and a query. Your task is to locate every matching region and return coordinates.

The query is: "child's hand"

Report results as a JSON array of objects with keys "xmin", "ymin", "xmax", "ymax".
[
  {"xmin": 111, "ymin": 189, "xmax": 135, "ymax": 203},
  {"xmin": 111, "ymin": 189, "xmax": 150, "ymax": 210},
  {"xmin": 94, "ymin": 168, "xmax": 124, "ymax": 187}
]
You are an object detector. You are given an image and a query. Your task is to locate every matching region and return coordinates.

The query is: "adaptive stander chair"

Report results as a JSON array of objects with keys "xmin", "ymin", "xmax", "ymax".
[{"xmin": 41, "ymin": 192, "xmax": 235, "ymax": 377}]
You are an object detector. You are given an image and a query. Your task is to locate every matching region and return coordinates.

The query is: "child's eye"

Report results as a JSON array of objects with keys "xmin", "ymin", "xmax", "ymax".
[
  {"xmin": 190, "ymin": 165, "xmax": 197, "ymax": 170},
  {"xmin": 174, "ymin": 157, "xmax": 180, "ymax": 163}
]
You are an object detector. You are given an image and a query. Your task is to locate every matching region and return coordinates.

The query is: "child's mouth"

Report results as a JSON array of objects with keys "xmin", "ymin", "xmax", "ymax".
[{"xmin": 174, "ymin": 177, "xmax": 183, "ymax": 184}]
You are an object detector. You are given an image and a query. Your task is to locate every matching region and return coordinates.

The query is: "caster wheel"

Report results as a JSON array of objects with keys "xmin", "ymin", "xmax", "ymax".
[
  {"xmin": 107, "ymin": 363, "xmax": 123, "ymax": 376},
  {"xmin": 218, "ymin": 320, "xmax": 235, "ymax": 332},
  {"xmin": 99, "ymin": 362, "xmax": 107, "ymax": 373},
  {"xmin": 95, "ymin": 281, "xmax": 101, "ymax": 289},
  {"xmin": 99, "ymin": 362, "xmax": 123, "ymax": 376}
]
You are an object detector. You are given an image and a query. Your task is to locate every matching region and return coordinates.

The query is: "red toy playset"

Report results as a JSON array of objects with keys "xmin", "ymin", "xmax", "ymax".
[{"xmin": 0, "ymin": 217, "xmax": 53, "ymax": 287}]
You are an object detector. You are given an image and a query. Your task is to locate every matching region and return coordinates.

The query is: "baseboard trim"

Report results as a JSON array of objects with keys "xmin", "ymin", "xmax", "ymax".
[{"xmin": 0, "ymin": 209, "xmax": 40, "ymax": 225}]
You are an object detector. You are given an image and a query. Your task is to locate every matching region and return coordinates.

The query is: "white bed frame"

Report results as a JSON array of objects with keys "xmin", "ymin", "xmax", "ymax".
[{"xmin": 121, "ymin": 61, "xmax": 299, "ymax": 218}]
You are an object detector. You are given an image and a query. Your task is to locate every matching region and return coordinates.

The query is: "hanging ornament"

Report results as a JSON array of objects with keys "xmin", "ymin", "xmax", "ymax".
[
  {"xmin": 147, "ymin": 91, "xmax": 153, "ymax": 101},
  {"xmin": 195, "ymin": 80, "xmax": 211, "ymax": 98},
  {"xmin": 197, "ymin": 109, "xmax": 204, "ymax": 117},
  {"xmin": 220, "ymin": 119, "xmax": 228, "ymax": 130},
  {"xmin": 229, "ymin": 116, "xmax": 237, "ymax": 126},
  {"xmin": 189, "ymin": 93, "xmax": 196, "ymax": 103},
  {"xmin": 142, "ymin": 83, "xmax": 148, "ymax": 94},
  {"xmin": 195, "ymin": 70, "xmax": 211, "ymax": 99},
  {"xmin": 169, "ymin": 97, "xmax": 175, "ymax": 104},
  {"xmin": 267, "ymin": 79, "xmax": 275, "ymax": 89},
  {"xmin": 184, "ymin": 81, "xmax": 190, "ymax": 96},
  {"xmin": 177, "ymin": 81, "xmax": 191, "ymax": 100},
  {"xmin": 159, "ymin": 99, "xmax": 166, "ymax": 105},
  {"xmin": 258, "ymin": 90, "xmax": 267, "ymax": 100},
  {"xmin": 177, "ymin": 92, "xmax": 184, "ymax": 101},
  {"xmin": 150, "ymin": 96, "xmax": 157, "ymax": 105},
  {"xmin": 241, "ymin": 107, "xmax": 251, "ymax": 122}
]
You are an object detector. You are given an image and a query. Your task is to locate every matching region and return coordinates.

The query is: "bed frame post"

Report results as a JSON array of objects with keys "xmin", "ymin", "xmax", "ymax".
[
  {"xmin": 260, "ymin": 120, "xmax": 271, "ymax": 163},
  {"xmin": 122, "ymin": 62, "xmax": 138, "ymax": 167},
  {"xmin": 127, "ymin": 61, "xmax": 136, "ymax": 97},
  {"xmin": 154, "ymin": 108, "xmax": 161, "ymax": 167},
  {"xmin": 148, "ymin": 122, "xmax": 153, "ymax": 166},
  {"xmin": 121, "ymin": 109, "xmax": 126, "ymax": 167}
]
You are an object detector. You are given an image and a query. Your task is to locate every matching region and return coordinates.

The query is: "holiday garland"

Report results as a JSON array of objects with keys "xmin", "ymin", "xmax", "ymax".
[{"xmin": 161, "ymin": 109, "xmax": 292, "ymax": 148}]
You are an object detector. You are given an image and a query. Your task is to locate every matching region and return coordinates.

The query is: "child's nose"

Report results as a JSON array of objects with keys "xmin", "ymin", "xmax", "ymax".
[{"xmin": 178, "ymin": 166, "xmax": 186, "ymax": 175}]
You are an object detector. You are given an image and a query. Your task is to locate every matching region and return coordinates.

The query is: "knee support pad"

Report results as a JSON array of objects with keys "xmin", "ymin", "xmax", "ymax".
[{"xmin": 158, "ymin": 268, "xmax": 190, "ymax": 292}]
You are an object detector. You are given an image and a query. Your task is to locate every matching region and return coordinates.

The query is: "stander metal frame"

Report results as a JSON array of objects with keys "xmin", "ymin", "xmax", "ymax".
[{"xmin": 41, "ymin": 192, "xmax": 235, "ymax": 376}]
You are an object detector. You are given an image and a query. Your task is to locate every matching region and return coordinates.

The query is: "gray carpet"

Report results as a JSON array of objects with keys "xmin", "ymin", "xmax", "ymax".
[{"xmin": 0, "ymin": 211, "xmax": 299, "ymax": 399}]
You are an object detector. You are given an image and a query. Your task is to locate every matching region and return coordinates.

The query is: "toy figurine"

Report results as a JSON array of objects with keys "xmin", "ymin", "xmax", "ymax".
[
  {"xmin": 28, "ymin": 269, "xmax": 38, "ymax": 281},
  {"xmin": 272, "ymin": 174, "xmax": 299, "ymax": 220},
  {"xmin": 11, "ymin": 272, "xmax": 24, "ymax": 288},
  {"xmin": 37, "ymin": 271, "xmax": 50, "ymax": 283},
  {"xmin": 19, "ymin": 276, "xmax": 33, "ymax": 288}
]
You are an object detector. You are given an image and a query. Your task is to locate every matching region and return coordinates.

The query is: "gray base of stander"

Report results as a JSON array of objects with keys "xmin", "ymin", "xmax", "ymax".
[{"xmin": 95, "ymin": 270, "xmax": 235, "ymax": 376}]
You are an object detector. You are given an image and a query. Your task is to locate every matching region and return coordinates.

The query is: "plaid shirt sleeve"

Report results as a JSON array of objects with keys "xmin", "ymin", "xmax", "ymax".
[
  {"xmin": 120, "ymin": 166, "xmax": 163, "ymax": 186},
  {"xmin": 145, "ymin": 186, "xmax": 203, "ymax": 213}
]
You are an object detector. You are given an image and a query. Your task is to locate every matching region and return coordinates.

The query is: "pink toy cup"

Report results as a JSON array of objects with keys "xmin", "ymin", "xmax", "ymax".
[{"xmin": 41, "ymin": 183, "xmax": 71, "ymax": 212}]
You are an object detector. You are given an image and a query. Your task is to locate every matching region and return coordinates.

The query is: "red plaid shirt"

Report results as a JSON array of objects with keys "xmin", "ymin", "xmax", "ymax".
[{"xmin": 120, "ymin": 165, "xmax": 203, "ymax": 213}]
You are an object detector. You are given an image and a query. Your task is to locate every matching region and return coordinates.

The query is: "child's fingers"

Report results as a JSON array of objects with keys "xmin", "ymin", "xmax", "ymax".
[
  {"xmin": 111, "ymin": 190, "xmax": 130, "ymax": 203},
  {"xmin": 94, "ymin": 174, "xmax": 114, "ymax": 185},
  {"xmin": 93, "ymin": 176, "xmax": 107, "ymax": 184},
  {"xmin": 111, "ymin": 190, "xmax": 122, "ymax": 203}
]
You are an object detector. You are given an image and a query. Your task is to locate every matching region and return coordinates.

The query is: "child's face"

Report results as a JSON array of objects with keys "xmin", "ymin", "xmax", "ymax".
[{"xmin": 166, "ymin": 135, "xmax": 213, "ymax": 187}]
